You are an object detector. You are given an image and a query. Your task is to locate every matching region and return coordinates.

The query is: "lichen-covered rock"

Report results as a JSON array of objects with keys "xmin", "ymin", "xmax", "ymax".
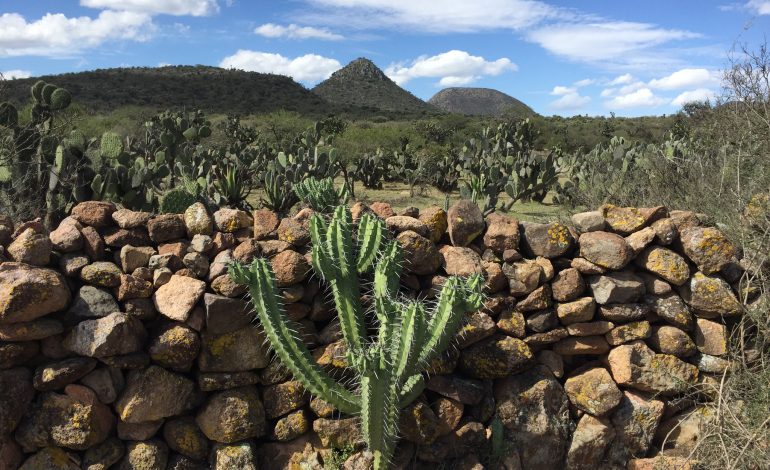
[
  {"xmin": 277, "ymin": 217, "xmax": 310, "ymax": 247},
  {"xmin": 607, "ymin": 340, "xmax": 698, "ymax": 395},
  {"xmin": 496, "ymin": 309, "xmax": 526, "ymax": 338},
  {"xmin": 0, "ymin": 318, "xmax": 63, "ymax": 341},
  {"xmin": 680, "ymin": 272, "xmax": 743, "ymax": 317},
  {"xmin": 551, "ymin": 267, "xmax": 585, "ymax": 302},
  {"xmin": 162, "ymin": 416, "xmax": 209, "ymax": 461},
  {"xmin": 196, "ymin": 386, "xmax": 267, "ymax": 443},
  {"xmin": 516, "ymin": 284, "xmax": 552, "ymax": 312},
  {"xmin": 439, "ymin": 246, "xmax": 483, "ymax": 276},
  {"xmin": 183, "ymin": 203, "xmax": 213, "ymax": 237},
  {"xmin": 605, "ymin": 321, "xmax": 652, "ymax": 346},
  {"xmin": 556, "ymin": 297, "xmax": 596, "ymax": 325},
  {"xmin": 552, "ymin": 336, "xmax": 610, "ymax": 355},
  {"xmin": 82, "ymin": 436, "xmax": 125, "ymax": 470},
  {"xmin": 419, "ymin": 206, "xmax": 448, "ymax": 243},
  {"xmin": 0, "ymin": 368, "xmax": 34, "ymax": 435},
  {"xmin": 693, "ymin": 318, "xmax": 727, "ymax": 356},
  {"xmin": 198, "ymin": 326, "xmax": 270, "ymax": 372},
  {"xmin": 116, "ymin": 274, "xmax": 153, "ymax": 301},
  {"xmin": 116, "ymin": 440, "xmax": 168, "ymax": 470},
  {"xmin": 33, "ymin": 357, "xmax": 97, "ymax": 391},
  {"xmin": 115, "ymin": 366, "xmax": 196, "ymax": 423},
  {"xmin": 520, "ymin": 221, "xmax": 574, "ymax": 258},
  {"xmin": 425, "ymin": 375, "xmax": 484, "ymax": 405},
  {"xmin": 679, "ymin": 226, "xmax": 735, "ymax": 275},
  {"xmin": 213, "ymin": 208, "xmax": 252, "ymax": 233},
  {"xmin": 624, "ymin": 227, "xmax": 656, "ymax": 255},
  {"xmin": 648, "ymin": 325, "xmax": 696, "ymax": 357},
  {"xmin": 635, "ymin": 246, "xmax": 690, "ymax": 286},
  {"xmin": 71, "ymin": 201, "xmax": 116, "ymax": 228},
  {"xmin": 566, "ymin": 414, "xmax": 615, "ymax": 470},
  {"xmin": 262, "ymin": 380, "xmax": 308, "ymax": 419},
  {"xmin": 147, "ymin": 214, "xmax": 186, "ymax": 243},
  {"xmin": 459, "ymin": 335, "xmax": 533, "ymax": 379},
  {"xmin": 113, "ymin": 209, "xmax": 152, "ymax": 229},
  {"xmin": 8, "ymin": 228, "xmax": 51, "ymax": 266},
  {"xmin": 253, "ymin": 209, "xmax": 280, "ymax": 240},
  {"xmin": 564, "ymin": 367, "xmax": 622, "ymax": 417},
  {"xmin": 64, "ymin": 312, "xmax": 146, "ymax": 358},
  {"xmin": 148, "ymin": 323, "xmax": 200, "ymax": 371},
  {"xmin": 494, "ymin": 366, "xmax": 570, "ymax": 469},
  {"xmin": 153, "ymin": 275, "xmax": 206, "ymax": 322},
  {"xmin": 18, "ymin": 446, "xmax": 80, "ymax": 470},
  {"xmin": 80, "ymin": 262, "xmax": 122, "ymax": 287},
  {"xmin": 647, "ymin": 293, "xmax": 694, "ymax": 331},
  {"xmin": 502, "ymin": 259, "xmax": 542, "ymax": 296},
  {"xmin": 312, "ymin": 418, "xmax": 363, "ymax": 448},
  {"xmin": 273, "ymin": 409, "xmax": 311, "ymax": 441},
  {"xmin": 447, "ymin": 200, "xmax": 484, "ymax": 247},
  {"xmin": 397, "ymin": 230, "xmax": 441, "ymax": 275},
  {"xmin": 607, "ymin": 391, "xmax": 664, "ymax": 464},
  {"xmin": 588, "ymin": 272, "xmax": 645, "ymax": 304},
  {"xmin": 399, "ymin": 400, "xmax": 443, "ymax": 445},
  {"xmin": 578, "ymin": 231, "xmax": 633, "ymax": 270},
  {"xmin": 600, "ymin": 204, "xmax": 648, "ymax": 234},
  {"xmin": 385, "ymin": 215, "xmax": 429, "ymax": 236},
  {"xmin": 571, "ymin": 211, "xmax": 606, "ymax": 233},
  {"xmin": 0, "ymin": 263, "xmax": 70, "ymax": 323},
  {"xmin": 483, "ymin": 213, "xmax": 519, "ymax": 254}
]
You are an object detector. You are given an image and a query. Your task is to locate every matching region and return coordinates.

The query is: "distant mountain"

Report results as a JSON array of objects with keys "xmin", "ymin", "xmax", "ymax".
[
  {"xmin": 428, "ymin": 87, "xmax": 535, "ymax": 117},
  {"xmin": 0, "ymin": 65, "xmax": 344, "ymax": 116},
  {"xmin": 312, "ymin": 58, "xmax": 435, "ymax": 116}
]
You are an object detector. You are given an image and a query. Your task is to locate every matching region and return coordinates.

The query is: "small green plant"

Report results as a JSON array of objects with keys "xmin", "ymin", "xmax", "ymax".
[
  {"xmin": 230, "ymin": 206, "xmax": 483, "ymax": 470},
  {"xmin": 159, "ymin": 187, "xmax": 197, "ymax": 213},
  {"xmin": 293, "ymin": 177, "xmax": 349, "ymax": 213}
]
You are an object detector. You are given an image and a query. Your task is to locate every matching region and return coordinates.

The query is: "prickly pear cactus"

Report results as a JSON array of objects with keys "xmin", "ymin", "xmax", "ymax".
[{"xmin": 159, "ymin": 188, "xmax": 197, "ymax": 213}]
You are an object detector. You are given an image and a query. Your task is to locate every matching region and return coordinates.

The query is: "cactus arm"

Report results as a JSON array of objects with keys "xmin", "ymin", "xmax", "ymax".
[
  {"xmin": 373, "ymin": 240, "xmax": 402, "ymax": 298},
  {"xmin": 356, "ymin": 213, "xmax": 385, "ymax": 274},
  {"xmin": 231, "ymin": 259, "xmax": 359, "ymax": 415},
  {"xmin": 361, "ymin": 358, "xmax": 398, "ymax": 470},
  {"xmin": 310, "ymin": 215, "xmax": 335, "ymax": 280},
  {"xmin": 398, "ymin": 374, "xmax": 426, "ymax": 409},
  {"xmin": 392, "ymin": 302, "xmax": 425, "ymax": 382}
]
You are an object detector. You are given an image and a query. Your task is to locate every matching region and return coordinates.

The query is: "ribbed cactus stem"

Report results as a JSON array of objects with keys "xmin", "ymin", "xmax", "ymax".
[
  {"xmin": 361, "ymin": 353, "xmax": 398, "ymax": 470},
  {"xmin": 229, "ymin": 259, "xmax": 358, "ymax": 414}
]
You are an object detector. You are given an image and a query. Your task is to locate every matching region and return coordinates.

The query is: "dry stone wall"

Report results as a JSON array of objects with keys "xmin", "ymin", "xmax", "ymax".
[{"xmin": 0, "ymin": 199, "xmax": 745, "ymax": 470}]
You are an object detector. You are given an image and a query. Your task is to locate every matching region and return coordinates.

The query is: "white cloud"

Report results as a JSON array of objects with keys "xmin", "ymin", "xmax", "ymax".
[
  {"xmin": 80, "ymin": 0, "xmax": 219, "ymax": 16},
  {"xmin": 551, "ymin": 85, "xmax": 576, "ymax": 95},
  {"xmin": 298, "ymin": 0, "xmax": 558, "ymax": 33},
  {"xmin": 385, "ymin": 50, "xmax": 516, "ymax": 86},
  {"xmin": 605, "ymin": 87, "xmax": 666, "ymax": 109},
  {"xmin": 600, "ymin": 88, "xmax": 616, "ymax": 97},
  {"xmin": 0, "ymin": 11, "xmax": 154, "ymax": 57},
  {"xmin": 1, "ymin": 69, "xmax": 32, "ymax": 79},
  {"xmin": 527, "ymin": 22, "xmax": 700, "ymax": 64},
  {"xmin": 573, "ymin": 78, "xmax": 595, "ymax": 87},
  {"xmin": 219, "ymin": 50, "xmax": 341, "ymax": 83},
  {"xmin": 550, "ymin": 92, "xmax": 590, "ymax": 110},
  {"xmin": 747, "ymin": 0, "xmax": 770, "ymax": 14},
  {"xmin": 648, "ymin": 68, "xmax": 718, "ymax": 89},
  {"xmin": 671, "ymin": 88, "xmax": 716, "ymax": 106},
  {"xmin": 254, "ymin": 23, "xmax": 343, "ymax": 40},
  {"xmin": 608, "ymin": 73, "xmax": 634, "ymax": 85}
]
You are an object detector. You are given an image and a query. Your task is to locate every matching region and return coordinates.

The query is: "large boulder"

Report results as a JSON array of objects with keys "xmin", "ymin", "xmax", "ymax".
[{"xmin": 0, "ymin": 263, "xmax": 70, "ymax": 323}]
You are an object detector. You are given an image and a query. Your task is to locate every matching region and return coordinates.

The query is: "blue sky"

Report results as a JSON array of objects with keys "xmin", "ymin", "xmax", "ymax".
[{"xmin": 1, "ymin": 0, "xmax": 768, "ymax": 116}]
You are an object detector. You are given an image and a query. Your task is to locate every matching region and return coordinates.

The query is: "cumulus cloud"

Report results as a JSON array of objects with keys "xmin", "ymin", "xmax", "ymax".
[
  {"xmin": 527, "ymin": 21, "xmax": 699, "ymax": 64},
  {"xmin": 0, "ymin": 11, "xmax": 154, "ymax": 57},
  {"xmin": 254, "ymin": 23, "xmax": 343, "ymax": 40},
  {"xmin": 573, "ymin": 78, "xmax": 595, "ymax": 87},
  {"xmin": 1, "ymin": 69, "xmax": 32, "ymax": 79},
  {"xmin": 551, "ymin": 85, "xmax": 576, "ymax": 95},
  {"xmin": 384, "ymin": 50, "xmax": 516, "ymax": 86},
  {"xmin": 747, "ymin": 0, "xmax": 770, "ymax": 14},
  {"xmin": 671, "ymin": 88, "xmax": 716, "ymax": 106},
  {"xmin": 608, "ymin": 73, "xmax": 634, "ymax": 85},
  {"xmin": 80, "ymin": 0, "xmax": 219, "ymax": 16},
  {"xmin": 605, "ymin": 87, "xmax": 666, "ymax": 108},
  {"xmin": 219, "ymin": 50, "xmax": 341, "ymax": 83},
  {"xmin": 549, "ymin": 84, "xmax": 590, "ymax": 110},
  {"xmin": 648, "ymin": 68, "xmax": 718, "ymax": 89}
]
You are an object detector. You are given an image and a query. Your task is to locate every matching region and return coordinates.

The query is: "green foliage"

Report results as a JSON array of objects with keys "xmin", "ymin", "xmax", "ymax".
[
  {"xmin": 0, "ymin": 102, "xmax": 18, "ymax": 128},
  {"xmin": 294, "ymin": 177, "xmax": 349, "ymax": 213},
  {"xmin": 351, "ymin": 150, "xmax": 387, "ymax": 189},
  {"xmin": 159, "ymin": 188, "xmax": 197, "ymax": 213},
  {"xmin": 231, "ymin": 206, "xmax": 483, "ymax": 470},
  {"xmin": 49, "ymin": 88, "xmax": 72, "ymax": 110}
]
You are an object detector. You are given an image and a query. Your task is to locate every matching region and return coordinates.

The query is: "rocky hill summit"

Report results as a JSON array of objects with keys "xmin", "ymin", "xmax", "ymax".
[{"xmin": 429, "ymin": 87, "xmax": 535, "ymax": 117}]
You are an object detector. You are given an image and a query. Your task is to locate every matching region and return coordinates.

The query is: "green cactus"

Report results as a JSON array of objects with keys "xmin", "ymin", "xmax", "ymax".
[
  {"xmin": 230, "ymin": 206, "xmax": 483, "ymax": 470},
  {"xmin": 293, "ymin": 177, "xmax": 349, "ymax": 213},
  {"xmin": 159, "ymin": 188, "xmax": 197, "ymax": 213},
  {"xmin": 49, "ymin": 88, "xmax": 72, "ymax": 110},
  {"xmin": 99, "ymin": 132, "xmax": 124, "ymax": 161},
  {"xmin": 0, "ymin": 102, "xmax": 18, "ymax": 128},
  {"xmin": 30, "ymin": 80, "xmax": 46, "ymax": 103},
  {"xmin": 41, "ymin": 84, "xmax": 57, "ymax": 106}
]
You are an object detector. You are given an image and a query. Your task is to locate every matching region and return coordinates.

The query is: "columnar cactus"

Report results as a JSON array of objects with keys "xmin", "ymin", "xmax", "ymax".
[
  {"xmin": 230, "ymin": 206, "xmax": 483, "ymax": 470},
  {"xmin": 293, "ymin": 176, "xmax": 349, "ymax": 213}
]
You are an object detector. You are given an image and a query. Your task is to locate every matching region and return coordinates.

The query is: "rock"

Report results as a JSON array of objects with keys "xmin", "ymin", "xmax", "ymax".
[
  {"xmin": 120, "ymin": 245, "xmax": 156, "ymax": 273},
  {"xmin": 147, "ymin": 214, "xmax": 186, "ymax": 243},
  {"xmin": 502, "ymin": 259, "xmax": 542, "ymax": 296},
  {"xmin": 213, "ymin": 208, "xmax": 251, "ymax": 233},
  {"xmin": 214, "ymin": 442, "xmax": 259, "ymax": 470},
  {"xmin": 516, "ymin": 285, "xmax": 552, "ymax": 312},
  {"xmin": 198, "ymin": 326, "xmax": 270, "ymax": 372},
  {"xmin": 624, "ymin": 227, "xmax": 656, "ymax": 255},
  {"xmin": 196, "ymin": 386, "xmax": 267, "ymax": 443},
  {"xmin": 605, "ymin": 321, "xmax": 652, "ymax": 346},
  {"xmin": 263, "ymin": 380, "xmax": 308, "ymax": 419},
  {"xmin": 312, "ymin": 418, "xmax": 363, "ymax": 448},
  {"xmin": 189, "ymin": 234, "xmax": 213, "ymax": 253},
  {"xmin": 648, "ymin": 293, "xmax": 694, "ymax": 331},
  {"xmin": 18, "ymin": 447, "xmax": 80, "ymax": 470},
  {"xmin": 607, "ymin": 340, "xmax": 698, "ymax": 395},
  {"xmin": 271, "ymin": 250, "xmax": 310, "ymax": 287},
  {"xmin": 397, "ymin": 230, "xmax": 441, "ymax": 275},
  {"xmin": 447, "ymin": 200, "xmax": 484, "ymax": 247},
  {"xmin": 82, "ymin": 437, "xmax": 125, "ymax": 470},
  {"xmin": 8, "ymin": 229, "xmax": 51, "ymax": 266},
  {"xmin": 495, "ymin": 366, "xmax": 570, "ymax": 469},
  {"xmin": 253, "ymin": 209, "xmax": 280, "ymax": 240},
  {"xmin": 483, "ymin": 213, "xmax": 520, "ymax": 254},
  {"xmin": 627, "ymin": 456, "xmax": 693, "ymax": 470},
  {"xmin": 277, "ymin": 218, "xmax": 310, "ymax": 247},
  {"xmin": 81, "ymin": 226, "xmax": 106, "ymax": 261},
  {"xmin": 1, "ymin": 265, "xmax": 69, "ymax": 323},
  {"xmin": 153, "ymin": 275, "xmax": 206, "ymax": 321},
  {"xmin": 116, "ymin": 274, "xmax": 153, "ymax": 301},
  {"xmin": 432, "ymin": 397, "xmax": 464, "ymax": 434},
  {"xmin": 566, "ymin": 321, "xmax": 615, "ymax": 336},
  {"xmin": 520, "ymin": 222, "xmax": 574, "ymax": 258},
  {"xmin": 203, "ymin": 294, "xmax": 252, "ymax": 335},
  {"xmin": 598, "ymin": 303, "xmax": 650, "ymax": 323},
  {"xmin": 0, "ymin": 341, "xmax": 39, "ymax": 368},
  {"xmin": 496, "ymin": 309, "xmax": 526, "ymax": 338},
  {"xmin": 273, "ymin": 409, "xmax": 311, "ymax": 441},
  {"xmin": 59, "ymin": 252, "xmax": 89, "ymax": 276},
  {"xmin": 459, "ymin": 335, "xmax": 533, "ymax": 379},
  {"xmin": 571, "ymin": 257, "xmax": 607, "ymax": 275},
  {"xmin": 148, "ymin": 323, "xmax": 200, "ymax": 371},
  {"xmin": 0, "ymin": 318, "xmax": 63, "ymax": 341},
  {"xmin": 183, "ymin": 203, "xmax": 213, "ymax": 237},
  {"xmin": 116, "ymin": 420, "xmax": 163, "ymax": 441},
  {"xmin": 162, "ymin": 416, "xmax": 209, "ymax": 461},
  {"xmin": 385, "ymin": 215, "xmax": 428, "ymax": 236},
  {"xmin": 571, "ymin": 211, "xmax": 606, "ymax": 233},
  {"xmin": 102, "ymin": 227, "xmax": 151, "ymax": 248},
  {"xmin": 64, "ymin": 313, "xmax": 146, "ymax": 358},
  {"xmin": 80, "ymin": 367, "xmax": 123, "ymax": 404},
  {"xmin": 607, "ymin": 391, "xmax": 664, "ymax": 463},
  {"xmin": 679, "ymin": 226, "xmax": 735, "ymax": 275},
  {"xmin": 33, "ymin": 357, "xmax": 97, "ymax": 391},
  {"xmin": 693, "ymin": 318, "xmax": 727, "ymax": 356},
  {"xmin": 635, "ymin": 247, "xmax": 690, "ymax": 286},
  {"xmin": 556, "ymin": 297, "xmax": 596, "ymax": 325},
  {"xmin": 648, "ymin": 326, "xmax": 696, "ymax": 357},
  {"xmin": 425, "ymin": 375, "xmax": 484, "ymax": 405},
  {"xmin": 123, "ymin": 298, "xmax": 157, "ymax": 321},
  {"xmin": 369, "ymin": 202, "xmax": 395, "ymax": 219},
  {"xmin": 399, "ymin": 400, "xmax": 443, "ymax": 445},
  {"xmin": 566, "ymin": 414, "xmax": 615, "ymax": 470},
  {"xmin": 0, "ymin": 368, "xmax": 34, "ymax": 435},
  {"xmin": 115, "ymin": 366, "xmax": 196, "ymax": 423},
  {"xmin": 71, "ymin": 201, "xmax": 116, "ymax": 228},
  {"xmin": 416, "ymin": 421, "xmax": 485, "ymax": 463},
  {"xmin": 552, "ymin": 336, "xmax": 611, "ymax": 355},
  {"xmin": 565, "ymin": 367, "xmax": 622, "ymax": 416},
  {"xmin": 525, "ymin": 328, "xmax": 570, "ymax": 347},
  {"xmin": 50, "ymin": 220, "xmax": 83, "ymax": 253},
  {"xmin": 16, "ymin": 385, "xmax": 114, "ymax": 451},
  {"xmin": 456, "ymin": 312, "xmax": 496, "ymax": 348},
  {"xmin": 68, "ymin": 286, "xmax": 119, "ymax": 319},
  {"xmin": 578, "ymin": 231, "xmax": 633, "ymax": 270},
  {"xmin": 112, "ymin": 209, "xmax": 152, "ymax": 229},
  {"xmin": 439, "ymin": 246, "xmax": 483, "ymax": 276},
  {"xmin": 413, "ymin": 207, "xmax": 447, "ymax": 243},
  {"xmin": 117, "ymin": 440, "xmax": 168, "ymax": 470},
  {"xmin": 80, "ymin": 262, "xmax": 122, "ymax": 287},
  {"xmin": 600, "ymin": 205, "xmax": 648, "ymax": 234},
  {"xmin": 680, "ymin": 272, "xmax": 743, "ymax": 317},
  {"xmin": 551, "ymin": 268, "xmax": 585, "ymax": 302},
  {"xmin": 588, "ymin": 272, "xmax": 645, "ymax": 304}
]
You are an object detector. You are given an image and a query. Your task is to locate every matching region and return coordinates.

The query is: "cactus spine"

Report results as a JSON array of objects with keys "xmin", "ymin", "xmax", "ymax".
[{"xmin": 231, "ymin": 206, "xmax": 483, "ymax": 470}]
